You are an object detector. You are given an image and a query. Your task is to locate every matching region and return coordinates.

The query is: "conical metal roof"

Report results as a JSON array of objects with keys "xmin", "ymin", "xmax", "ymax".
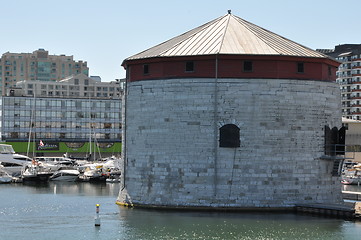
[{"xmin": 125, "ymin": 12, "xmax": 327, "ymax": 61}]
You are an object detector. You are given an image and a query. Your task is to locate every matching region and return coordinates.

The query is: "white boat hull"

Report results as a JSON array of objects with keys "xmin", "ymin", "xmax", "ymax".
[
  {"xmin": 50, "ymin": 169, "xmax": 80, "ymax": 182},
  {"xmin": 0, "ymin": 176, "xmax": 12, "ymax": 183},
  {"xmin": 50, "ymin": 175, "xmax": 79, "ymax": 182},
  {"xmin": 341, "ymin": 178, "xmax": 361, "ymax": 185},
  {"xmin": 1, "ymin": 166, "xmax": 24, "ymax": 177}
]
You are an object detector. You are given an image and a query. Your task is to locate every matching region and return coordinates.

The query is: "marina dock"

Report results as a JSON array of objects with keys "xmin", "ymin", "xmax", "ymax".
[
  {"xmin": 342, "ymin": 190, "xmax": 361, "ymax": 201},
  {"xmin": 295, "ymin": 191, "xmax": 361, "ymax": 220},
  {"xmin": 295, "ymin": 203, "xmax": 356, "ymax": 219}
]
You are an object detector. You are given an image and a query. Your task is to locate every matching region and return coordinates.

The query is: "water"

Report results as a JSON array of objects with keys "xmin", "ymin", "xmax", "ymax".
[{"xmin": 1, "ymin": 182, "xmax": 361, "ymax": 240}]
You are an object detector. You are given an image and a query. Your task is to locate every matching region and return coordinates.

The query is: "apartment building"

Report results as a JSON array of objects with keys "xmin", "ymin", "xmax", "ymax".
[
  {"xmin": 12, "ymin": 73, "xmax": 122, "ymax": 99},
  {"xmin": 0, "ymin": 49, "xmax": 89, "ymax": 96},
  {"xmin": 1, "ymin": 76, "xmax": 123, "ymax": 157},
  {"xmin": 318, "ymin": 44, "xmax": 361, "ymax": 120}
]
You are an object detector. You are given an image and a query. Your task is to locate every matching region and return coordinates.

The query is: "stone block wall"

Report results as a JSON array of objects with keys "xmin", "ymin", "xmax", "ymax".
[{"xmin": 117, "ymin": 78, "xmax": 343, "ymax": 208}]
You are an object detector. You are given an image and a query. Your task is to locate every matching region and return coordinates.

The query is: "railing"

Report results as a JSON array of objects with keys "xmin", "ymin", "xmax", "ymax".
[{"xmin": 322, "ymin": 144, "xmax": 354, "ymax": 160}]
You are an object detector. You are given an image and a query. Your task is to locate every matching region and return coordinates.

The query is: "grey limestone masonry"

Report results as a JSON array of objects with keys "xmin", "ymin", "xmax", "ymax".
[{"xmin": 118, "ymin": 78, "xmax": 343, "ymax": 208}]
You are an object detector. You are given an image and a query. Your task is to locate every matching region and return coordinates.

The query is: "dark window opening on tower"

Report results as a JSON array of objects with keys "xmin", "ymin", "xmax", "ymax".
[
  {"xmin": 324, "ymin": 125, "xmax": 346, "ymax": 156},
  {"xmin": 143, "ymin": 64, "xmax": 149, "ymax": 75},
  {"xmin": 243, "ymin": 61, "xmax": 253, "ymax": 72},
  {"xmin": 185, "ymin": 61, "xmax": 194, "ymax": 72},
  {"xmin": 219, "ymin": 124, "xmax": 240, "ymax": 148},
  {"xmin": 297, "ymin": 62, "xmax": 304, "ymax": 73}
]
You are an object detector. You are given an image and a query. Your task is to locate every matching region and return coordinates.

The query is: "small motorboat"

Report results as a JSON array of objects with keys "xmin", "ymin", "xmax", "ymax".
[
  {"xmin": 22, "ymin": 161, "xmax": 53, "ymax": 182},
  {"xmin": 50, "ymin": 168, "xmax": 80, "ymax": 182},
  {"xmin": 0, "ymin": 167, "xmax": 12, "ymax": 183},
  {"xmin": 105, "ymin": 170, "xmax": 121, "ymax": 183},
  {"xmin": 0, "ymin": 144, "xmax": 32, "ymax": 177},
  {"xmin": 78, "ymin": 164, "xmax": 107, "ymax": 182}
]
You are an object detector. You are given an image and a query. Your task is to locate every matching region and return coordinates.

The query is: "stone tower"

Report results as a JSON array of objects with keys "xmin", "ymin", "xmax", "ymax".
[{"xmin": 117, "ymin": 12, "xmax": 343, "ymax": 209}]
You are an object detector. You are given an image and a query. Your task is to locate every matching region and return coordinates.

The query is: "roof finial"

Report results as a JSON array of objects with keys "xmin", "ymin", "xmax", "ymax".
[{"xmin": 228, "ymin": 10, "xmax": 231, "ymax": 14}]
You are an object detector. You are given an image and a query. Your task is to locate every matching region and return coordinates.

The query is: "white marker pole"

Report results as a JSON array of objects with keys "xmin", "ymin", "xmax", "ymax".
[{"xmin": 95, "ymin": 204, "xmax": 101, "ymax": 227}]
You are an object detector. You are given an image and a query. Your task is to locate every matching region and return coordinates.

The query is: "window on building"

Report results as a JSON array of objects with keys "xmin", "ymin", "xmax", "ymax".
[
  {"xmin": 219, "ymin": 124, "xmax": 240, "ymax": 148},
  {"xmin": 10, "ymin": 132, "xmax": 19, "ymax": 138},
  {"xmin": 243, "ymin": 61, "xmax": 253, "ymax": 72},
  {"xmin": 297, "ymin": 62, "xmax": 304, "ymax": 73},
  {"xmin": 185, "ymin": 61, "xmax": 194, "ymax": 72},
  {"xmin": 75, "ymin": 101, "xmax": 82, "ymax": 108},
  {"xmin": 324, "ymin": 125, "xmax": 346, "ymax": 156},
  {"xmin": 143, "ymin": 64, "xmax": 149, "ymax": 75}
]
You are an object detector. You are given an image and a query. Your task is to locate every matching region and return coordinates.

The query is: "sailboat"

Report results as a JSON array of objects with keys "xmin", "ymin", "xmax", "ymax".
[
  {"xmin": 77, "ymin": 127, "xmax": 107, "ymax": 182},
  {"xmin": 21, "ymin": 94, "xmax": 53, "ymax": 182}
]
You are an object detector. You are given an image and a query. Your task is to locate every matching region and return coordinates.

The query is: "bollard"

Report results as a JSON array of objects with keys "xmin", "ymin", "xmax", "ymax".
[{"xmin": 95, "ymin": 204, "xmax": 101, "ymax": 227}]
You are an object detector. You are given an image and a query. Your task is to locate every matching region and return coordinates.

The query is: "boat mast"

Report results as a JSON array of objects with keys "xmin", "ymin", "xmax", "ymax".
[
  {"xmin": 89, "ymin": 97, "xmax": 92, "ymax": 161},
  {"xmin": 27, "ymin": 93, "xmax": 36, "ymax": 158}
]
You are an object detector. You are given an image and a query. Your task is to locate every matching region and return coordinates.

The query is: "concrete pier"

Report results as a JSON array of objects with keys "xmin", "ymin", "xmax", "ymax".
[
  {"xmin": 342, "ymin": 191, "xmax": 361, "ymax": 201},
  {"xmin": 295, "ymin": 192, "xmax": 361, "ymax": 220},
  {"xmin": 295, "ymin": 203, "xmax": 355, "ymax": 220}
]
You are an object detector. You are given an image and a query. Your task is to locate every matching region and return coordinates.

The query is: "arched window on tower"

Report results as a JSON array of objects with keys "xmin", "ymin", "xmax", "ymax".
[{"xmin": 219, "ymin": 124, "xmax": 240, "ymax": 148}]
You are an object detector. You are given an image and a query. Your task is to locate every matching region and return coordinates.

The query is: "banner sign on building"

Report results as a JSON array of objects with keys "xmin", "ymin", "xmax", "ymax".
[{"xmin": 37, "ymin": 140, "xmax": 59, "ymax": 151}]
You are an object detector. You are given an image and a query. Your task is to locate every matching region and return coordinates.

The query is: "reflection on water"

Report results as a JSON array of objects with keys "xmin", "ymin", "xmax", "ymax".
[
  {"xmin": 117, "ymin": 208, "xmax": 361, "ymax": 240},
  {"xmin": 13, "ymin": 181, "xmax": 120, "ymax": 196},
  {"xmin": 1, "ymin": 182, "xmax": 361, "ymax": 240}
]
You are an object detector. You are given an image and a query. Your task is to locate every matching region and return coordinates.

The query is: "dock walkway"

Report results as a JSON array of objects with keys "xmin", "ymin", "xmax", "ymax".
[
  {"xmin": 295, "ymin": 191, "xmax": 361, "ymax": 220},
  {"xmin": 295, "ymin": 203, "xmax": 355, "ymax": 219},
  {"xmin": 342, "ymin": 191, "xmax": 361, "ymax": 201}
]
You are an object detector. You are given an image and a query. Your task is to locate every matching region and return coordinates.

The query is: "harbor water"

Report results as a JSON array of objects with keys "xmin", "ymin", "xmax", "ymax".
[{"xmin": 1, "ymin": 182, "xmax": 361, "ymax": 240}]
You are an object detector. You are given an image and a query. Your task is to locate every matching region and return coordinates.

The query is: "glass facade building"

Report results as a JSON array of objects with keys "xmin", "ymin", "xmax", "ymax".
[{"xmin": 1, "ymin": 96, "xmax": 121, "ymax": 142}]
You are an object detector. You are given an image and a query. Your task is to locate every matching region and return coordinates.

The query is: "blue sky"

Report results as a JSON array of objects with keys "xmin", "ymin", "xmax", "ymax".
[{"xmin": 1, "ymin": 0, "xmax": 360, "ymax": 81}]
